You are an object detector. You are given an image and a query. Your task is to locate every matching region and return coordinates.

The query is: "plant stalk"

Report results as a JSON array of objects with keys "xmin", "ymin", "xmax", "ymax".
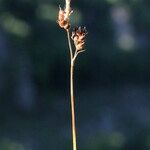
[
  {"xmin": 67, "ymin": 30, "xmax": 77, "ymax": 150},
  {"xmin": 67, "ymin": 30, "xmax": 73, "ymax": 60},
  {"xmin": 70, "ymin": 60, "xmax": 77, "ymax": 150}
]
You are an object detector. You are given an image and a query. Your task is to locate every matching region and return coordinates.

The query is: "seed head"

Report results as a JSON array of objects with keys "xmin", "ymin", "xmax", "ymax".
[
  {"xmin": 57, "ymin": 6, "xmax": 71, "ymax": 30},
  {"xmin": 71, "ymin": 27, "xmax": 88, "ymax": 51}
]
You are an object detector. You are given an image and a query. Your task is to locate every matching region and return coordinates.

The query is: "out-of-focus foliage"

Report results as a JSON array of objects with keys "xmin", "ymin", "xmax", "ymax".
[{"xmin": 0, "ymin": 0, "xmax": 150, "ymax": 150}]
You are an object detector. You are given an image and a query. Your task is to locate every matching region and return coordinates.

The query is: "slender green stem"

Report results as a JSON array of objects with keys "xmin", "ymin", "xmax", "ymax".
[{"xmin": 66, "ymin": 29, "xmax": 77, "ymax": 150}]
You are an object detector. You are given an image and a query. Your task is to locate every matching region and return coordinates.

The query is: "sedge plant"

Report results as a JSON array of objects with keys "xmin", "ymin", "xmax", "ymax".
[{"xmin": 57, "ymin": 0, "xmax": 87, "ymax": 150}]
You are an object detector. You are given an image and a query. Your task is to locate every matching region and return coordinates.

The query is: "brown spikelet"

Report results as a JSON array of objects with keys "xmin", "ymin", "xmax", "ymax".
[
  {"xmin": 71, "ymin": 27, "xmax": 88, "ymax": 51},
  {"xmin": 57, "ymin": 6, "xmax": 73, "ymax": 30}
]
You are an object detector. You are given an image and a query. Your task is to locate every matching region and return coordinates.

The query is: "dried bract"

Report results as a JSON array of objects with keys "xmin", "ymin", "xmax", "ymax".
[{"xmin": 64, "ymin": 0, "xmax": 72, "ymax": 20}]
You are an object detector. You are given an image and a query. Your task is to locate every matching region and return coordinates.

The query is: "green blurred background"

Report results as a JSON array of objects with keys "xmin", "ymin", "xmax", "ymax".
[{"xmin": 0, "ymin": 0, "xmax": 150, "ymax": 149}]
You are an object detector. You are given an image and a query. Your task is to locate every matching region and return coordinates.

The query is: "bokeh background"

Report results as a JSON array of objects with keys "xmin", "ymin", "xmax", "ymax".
[{"xmin": 0, "ymin": 0, "xmax": 150, "ymax": 149}]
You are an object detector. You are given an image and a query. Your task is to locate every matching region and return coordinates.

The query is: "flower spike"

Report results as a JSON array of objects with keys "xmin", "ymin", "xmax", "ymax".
[{"xmin": 71, "ymin": 26, "xmax": 88, "ymax": 51}]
